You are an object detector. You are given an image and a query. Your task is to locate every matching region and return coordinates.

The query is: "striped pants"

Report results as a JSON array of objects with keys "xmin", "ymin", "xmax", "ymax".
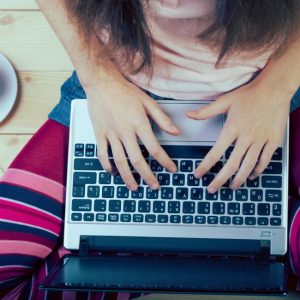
[{"xmin": 0, "ymin": 112, "xmax": 300, "ymax": 299}]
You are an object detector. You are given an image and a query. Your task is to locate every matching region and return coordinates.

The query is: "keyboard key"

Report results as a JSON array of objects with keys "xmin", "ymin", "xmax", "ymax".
[
  {"xmin": 180, "ymin": 160, "xmax": 193, "ymax": 172},
  {"xmin": 75, "ymin": 144, "xmax": 84, "ymax": 157},
  {"xmin": 157, "ymin": 173, "xmax": 171, "ymax": 186},
  {"xmin": 109, "ymin": 200, "xmax": 121, "ymax": 212},
  {"xmin": 208, "ymin": 216, "xmax": 218, "ymax": 224},
  {"xmin": 227, "ymin": 203, "xmax": 240, "ymax": 215},
  {"xmin": 121, "ymin": 214, "xmax": 131, "ymax": 222},
  {"xmin": 123, "ymin": 200, "xmax": 136, "ymax": 212},
  {"xmin": 235, "ymin": 189, "xmax": 248, "ymax": 201},
  {"xmin": 73, "ymin": 186, "xmax": 85, "ymax": 197},
  {"xmin": 75, "ymin": 143, "xmax": 84, "ymax": 150},
  {"xmin": 96, "ymin": 213, "xmax": 106, "ymax": 222},
  {"xmin": 162, "ymin": 145, "xmax": 211, "ymax": 159},
  {"xmin": 258, "ymin": 203, "xmax": 270, "ymax": 216},
  {"xmin": 146, "ymin": 188, "xmax": 159, "ymax": 199},
  {"xmin": 257, "ymin": 217, "xmax": 268, "ymax": 226},
  {"xmin": 87, "ymin": 186, "xmax": 100, "ymax": 198},
  {"xmin": 266, "ymin": 190, "xmax": 282, "ymax": 202},
  {"xmin": 71, "ymin": 213, "xmax": 82, "ymax": 221},
  {"xmin": 195, "ymin": 160, "xmax": 201, "ymax": 168},
  {"xmin": 161, "ymin": 187, "xmax": 173, "ymax": 199},
  {"xmin": 153, "ymin": 201, "xmax": 166, "ymax": 213},
  {"xmin": 150, "ymin": 160, "xmax": 163, "ymax": 172},
  {"xmin": 271, "ymin": 148, "xmax": 282, "ymax": 161},
  {"xmin": 170, "ymin": 215, "xmax": 181, "ymax": 223},
  {"xmin": 195, "ymin": 215, "xmax": 206, "ymax": 224},
  {"xmin": 99, "ymin": 172, "xmax": 111, "ymax": 184},
  {"xmin": 202, "ymin": 174, "xmax": 214, "ymax": 186},
  {"xmin": 262, "ymin": 176, "xmax": 282, "ymax": 188},
  {"xmin": 102, "ymin": 186, "xmax": 114, "ymax": 198},
  {"xmin": 145, "ymin": 214, "xmax": 156, "ymax": 223},
  {"xmin": 263, "ymin": 162, "xmax": 282, "ymax": 174},
  {"xmin": 172, "ymin": 174, "xmax": 185, "ymax": 186},
  {"xmin": 117, "ymin": 186, "xmax": 129, "ymax": 198},
  {"xmin": 183, "ymin": 215, "xmax": 194, "ymax": 224},
  {"xmin": 94, "ymin": 200, "xmax": 107, "ymax": 212},
  {"xmin": 272, "ymin": 204, "xmax": 282, "ymax": 216},
  {"xmin": 243, "ymin": 203, "xmax": 255, "ymax": 215},
  {"xmin": 133, "ymin": 214, "xmax": 144, "ymax": 223},
  {"xmin": 270, "ymin": 218, "xmax": 281, "ymax": 226},
  {"xmin": 198, "ymin": 202, "xmax": 210, "ymax": 214},
  {"xmin": 138, "ymin": 200, "xmax": 151, "ymax": 213},
  {"xmin": 132, "ymin": 173, "xmax": 141, "ymax": 185},
  {"xmin": 74, "ymin": 159, "xmax": 102, "ymax": 170},
  {"xmin": 212, "ymin": 202, "xmax": 225, "ymax": 214},
  {"xmin": 245, "ymin": 217, "xmax": 256, "ymax": 226},
  {"xmin": 205, "ymin": 190, "xmax": 218, "ymax": 201},
  {"xmin": 232, "ymin": 216, "xmax": 243, "ymax": 225},
  {"xmin": 210, "ymin": 161, "xmax": 223, "ymax": 173},
  {"xmin": 220, "ymin": 216, "xmax": 231, "ymax": 225},
  {"xmin": 73, "ymin": 172, "xmax": 97, "ymax": 185},
  {"xmin": 176, "ymin": 188, "xmax": 189, "ymax": 200},
  {"xmin": 168, "ymin": 201, "xmax": 180, "ymax": 213},
  {"xmin": 246, "ymin": 177, "xmax": 259, "ymax": 188},
  {"xmin": 72, "ymin": 199, "xmax": 92, "ymax": 211},
  {"xmin": 108, "ymin": 214, "xmax": 119, "ymax": 222},
  {"xmin": 182, "ymin": 202, "xmax": 195, "ymax": 214},
  {"xmin": 158, "ymin": 215, "xmax": 169, "ymax": 223},
  {"xmin": 225, "ymin": 146, "xmax": 234, "ymax": 159},
  {"xmin": 250, "ymin": 189, "xmax": 263, "ymax": 202},
  {"xmin": 191, "ymin": 188, "xmax": 203, "ymax": 200},
  {"xmin": 83, "ymin": 213, "xmax": 94, "ymax": 221},
  {"xmin": 220, "ymin": 188, "xmax": 233, "ymax": 201},
  {"xmin": 113, "ymin": 175, "xmax": 125, "ymax": 185},
  {"xmin": 132, "ymin": 187, "xmax": 144, "ymax": 199},
  {"xmin": 187, "ymin": 174, "xmax": 200, "ymax": 186},
  {"xmin": 85, "ymin": 144, "xmax": 95, "ymax": 157}
]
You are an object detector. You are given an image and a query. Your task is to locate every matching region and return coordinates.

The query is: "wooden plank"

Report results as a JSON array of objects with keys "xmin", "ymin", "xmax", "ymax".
[
  {"xmin": 0, "ymin": 71, "xmax": 71, "ymax": 134},
  {"xmin": 0, "ymin": 0, "xmax": 38, "ymax": 10},
  {"xmin": 0, "ymin": 11, "xmax": 73, "ymax": 71},
  {"xmin": 0, "ymin": 135, "xmax": 32, "ymax": 176}
]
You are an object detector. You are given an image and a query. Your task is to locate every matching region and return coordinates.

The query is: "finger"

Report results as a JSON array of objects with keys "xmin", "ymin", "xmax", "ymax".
[
  {"xmin": 108, "ymin": 135, "xmax": 138, "ymax": 191},
  {"xmin": 249, "ymin": 141, "xmax": 279, "ymax": 180},
  {"xmin": 137, "ymin": 122, "xmax": 177, "ymax": 173},
  {"xmin": 96, "ymin": 135, "xmax": 112, "ymax": 173},
  {"xmin": 207, "ymin": 138, "xmax": 251, "ymax": 193},
  {"xmin": 143, "ymin": 98, "xmax": 180, "ymax": 135},
  {"xmin": 121, "ymin": 132, "xmax": 159, "ymax": 190},
  {"xmin": 230, "ymin": 142, "xmax": 264, "ymax": 189},
  {"xmin": 186, "ymin": 97, "xmax": 231, "ymax": 120},
  {"xmin": 194, "ymin": 125, "xmax": 236, "ymax": 178}
]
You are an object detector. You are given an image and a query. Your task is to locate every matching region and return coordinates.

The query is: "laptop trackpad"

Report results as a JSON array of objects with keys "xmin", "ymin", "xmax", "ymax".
[{"xmin": 153, "ymin": 101, "xmax": 224, "ymax": 143}]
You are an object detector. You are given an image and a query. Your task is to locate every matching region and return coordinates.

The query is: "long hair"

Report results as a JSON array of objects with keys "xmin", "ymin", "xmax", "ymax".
[{"xmin": 64, "ymin": 0, "xmax": 300, "ymax": 73}]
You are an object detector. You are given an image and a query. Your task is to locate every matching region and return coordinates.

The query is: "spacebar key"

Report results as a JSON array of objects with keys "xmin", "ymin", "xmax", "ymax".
[
  {"xmin": 161, "ymin": 145, "xmax": 212, "ymax": 159},
  {"xmin": 74, "ymin": 159, "xmax": 103, "ymax": 170}
]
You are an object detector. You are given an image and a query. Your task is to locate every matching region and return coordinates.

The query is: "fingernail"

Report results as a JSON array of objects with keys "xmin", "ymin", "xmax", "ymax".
[
  {"xmin": 230, "ymin": 184, "xmax": 237, "ymax": 190},
  {"xmin": 195, "ymin": 171, "xmax": 203, "ymax": 179},
  {"xmin": 208, "ymin": 186, "xmax": 216, "ymax": 194},
  {"xmin": 170, "ymin": 125, "xmax": 179, "ymax": 132},
  {"xmin": 249, "ymin": 175, "xmax": 255, "ymax": 180},
  {"xmin": 170, "ymin": 165, "xmax": 177, "ymax": 173},
  {"xmin": 129, "ymin": 184, "xmax": 138, "ymax": 191},
  {"xmin": 151, "ymin": 183, "xmax": 159, "ymax": 190}
]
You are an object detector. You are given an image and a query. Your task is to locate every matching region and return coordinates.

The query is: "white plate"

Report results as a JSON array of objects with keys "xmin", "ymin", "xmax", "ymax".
[{"xmin": 0, "ymin": 53, "xmax": 18, "ymax": 123}]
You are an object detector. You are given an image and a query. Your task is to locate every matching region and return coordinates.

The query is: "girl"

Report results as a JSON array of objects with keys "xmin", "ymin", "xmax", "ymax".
[{"xmin": 0, "ymin": 0, "xmax": 300, "ymax": 299}]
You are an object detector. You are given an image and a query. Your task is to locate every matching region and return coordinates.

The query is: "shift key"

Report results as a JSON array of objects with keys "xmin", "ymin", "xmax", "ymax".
[{"xmin": 73, "ymin": 172, "xmax": 97, "ymax": 185}]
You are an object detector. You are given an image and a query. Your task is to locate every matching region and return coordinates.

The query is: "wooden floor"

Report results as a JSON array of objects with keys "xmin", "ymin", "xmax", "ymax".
[{"xmin": 0, "ymin": 0, "xmax": 72, "ymax": 176}]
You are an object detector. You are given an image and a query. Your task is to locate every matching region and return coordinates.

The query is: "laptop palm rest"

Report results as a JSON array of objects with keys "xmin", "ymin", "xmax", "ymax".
[{"xmin": 41, "ymin": 254, "xmax": 285, "ymax": 294}]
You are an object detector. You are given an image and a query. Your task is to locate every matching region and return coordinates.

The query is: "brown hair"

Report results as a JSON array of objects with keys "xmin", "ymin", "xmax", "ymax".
[{"xmin": 65, "ymin": 0, "xmax": 300, "ymax": 73}]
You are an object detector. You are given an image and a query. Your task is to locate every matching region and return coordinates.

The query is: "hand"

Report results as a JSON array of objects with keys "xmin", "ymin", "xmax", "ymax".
[
  {"xmin": 86, "ymin": 78, "xmax": 180, "ymax": 191},
  {"xmin": 187, "ymin": 80, "xmax": 291, "ymax": 192}
]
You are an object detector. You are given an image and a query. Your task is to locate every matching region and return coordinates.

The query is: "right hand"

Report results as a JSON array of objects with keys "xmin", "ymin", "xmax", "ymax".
[{"xmin": 86, "ymin": 78, "xmax": 180, "ymax": 191}]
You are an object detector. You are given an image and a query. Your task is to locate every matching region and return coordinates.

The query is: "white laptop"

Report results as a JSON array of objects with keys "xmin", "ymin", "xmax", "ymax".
[{"xmin": 41, "ymin": 99, "xmax": 289, "ymax": 294}]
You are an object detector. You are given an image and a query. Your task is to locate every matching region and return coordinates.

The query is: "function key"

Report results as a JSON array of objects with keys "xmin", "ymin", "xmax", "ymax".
[
  {"xmin": 263, "ymin": 162, "xmax": 282, "ymax": 174},
  {"xmin": 266, "ymin": 190, "xmax": 281, "ymax": 202},
  {"xmin": 94, "ymin": 200, "xmax": 107, "ymax": 212},
  {"xmin": 72, "ymin": 199, "xmax": 92, "ymax": 211},
  {"xmin": 75, "ymin": 144, "xmax": 84, "ymax": 157},
  {"xmin": 172, "ymin": 174, "xmax": 185, "ymax": 186},
  {"xmin": 180, "ymin": 160, "xmax": 193, "ymax": 172},
  {"xmin": 246, "ymin": 177, "xmax": 260, "ymax": 188},
  {"xmin": 72, "ymin": 186, "xmax": 85, "ymax": 197},
  {"xmin": 87, "ymin": 186, "xmax": 100, "ymax": 198},
  {"xmin": 271, "ymin": 148, "xmax": 282, "ymax": 161},
  {"xmin": 262, "ymin": 176, "xmax": 282, "ymax": 188},
  {"xmin": 150, "ymin": 160, "xmax": 163, "ymax": 172},
  {"xmin": 85, "ymin": 144, "xmax": 95, "ymax": 157},
  {"xmin": 83, "ymin": 213, "xmax": 94, "ymax": 222},
  {"xmin": 71, "ymin": 213, "xmax": 82, "ymax": 221}
]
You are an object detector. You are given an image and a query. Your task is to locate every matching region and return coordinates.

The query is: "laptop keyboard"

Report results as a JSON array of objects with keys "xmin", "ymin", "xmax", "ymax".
[{"xmin": 71, "ymin": 144, "xmax": 284, "ymax": 227}]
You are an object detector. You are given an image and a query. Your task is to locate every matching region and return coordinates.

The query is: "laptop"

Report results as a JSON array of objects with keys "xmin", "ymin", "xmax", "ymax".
[{"xmin": 41, "ymin": 99, "xmax": 289, "ymax": 294}]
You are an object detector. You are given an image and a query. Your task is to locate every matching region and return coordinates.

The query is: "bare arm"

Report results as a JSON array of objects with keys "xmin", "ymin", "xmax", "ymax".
[{"xmin": 36, "ymin": 0, "xmax": 179, "ymax": 190}]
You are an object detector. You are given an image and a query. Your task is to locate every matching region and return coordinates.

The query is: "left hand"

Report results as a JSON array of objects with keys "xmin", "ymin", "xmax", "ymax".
[{"xmin": 186, "ymin": 79, "xmax": 292, "ymax": 193}]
